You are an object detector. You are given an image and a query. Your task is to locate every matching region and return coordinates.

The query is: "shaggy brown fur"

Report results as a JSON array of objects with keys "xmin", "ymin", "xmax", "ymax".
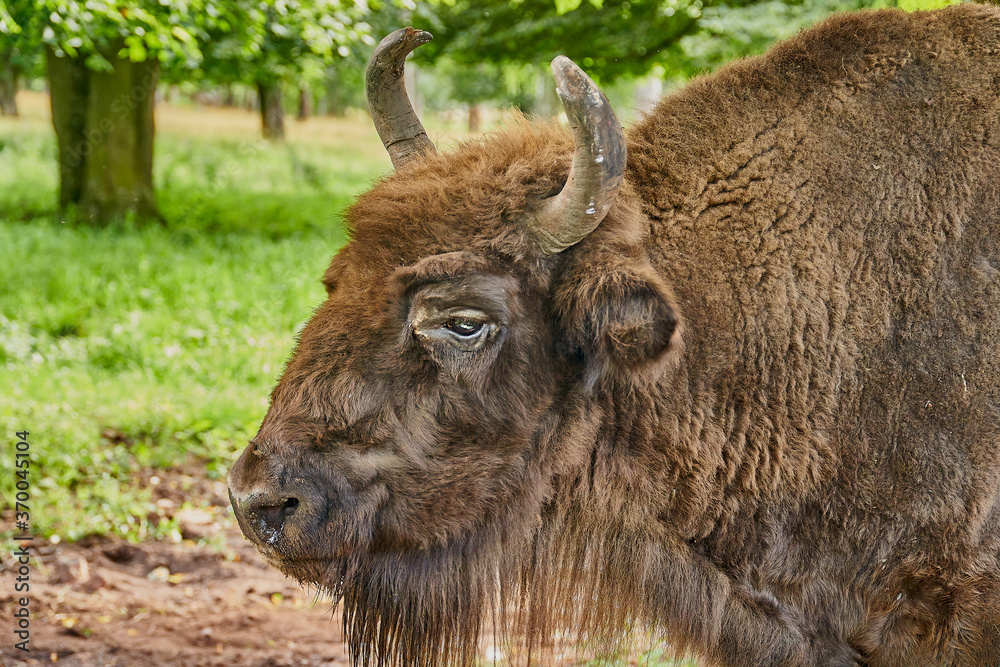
[{"xmin": 229, "ymin": 5, "xmax": 1000, "ymax": 666}]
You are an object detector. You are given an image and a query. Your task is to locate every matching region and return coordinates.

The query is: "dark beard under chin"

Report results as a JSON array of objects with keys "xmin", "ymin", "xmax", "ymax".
[{"xmin": 326, "ymin": 511, "xmax": 668, "ymax": 667}]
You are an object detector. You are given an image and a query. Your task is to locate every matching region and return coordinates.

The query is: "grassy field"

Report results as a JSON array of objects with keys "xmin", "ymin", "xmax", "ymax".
[{"xmin": 0, "ymin": 92, "xmax": 393, "ymax": 541}]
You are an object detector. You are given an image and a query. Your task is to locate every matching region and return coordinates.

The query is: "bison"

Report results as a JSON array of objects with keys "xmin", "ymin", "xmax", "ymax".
[{"xmin": 229, "ymin": 5, "xmax": 1000, "ymax": 666}]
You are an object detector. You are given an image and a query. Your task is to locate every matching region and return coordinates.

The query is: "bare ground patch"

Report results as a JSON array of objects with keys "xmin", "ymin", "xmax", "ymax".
[{"xmin": 0, "ymin": 525, "xmax": 352, "ymax": 667}]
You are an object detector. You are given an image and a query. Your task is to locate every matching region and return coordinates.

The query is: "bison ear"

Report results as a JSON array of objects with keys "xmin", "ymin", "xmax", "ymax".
[{"xmin": 558, "ymin": 261, "xmax": 681, "ymax": 380}]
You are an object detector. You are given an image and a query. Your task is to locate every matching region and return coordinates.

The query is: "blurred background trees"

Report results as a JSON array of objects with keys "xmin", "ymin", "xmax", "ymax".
[
  {"xmin": 191, "ymin": 0, "xmax": 373, "ymax": 139},
  {"xmin": 0, "ymin": 0, "xmax": 960, "ymax": 226},
  {"xmin": 0, "ymin": 0, "xmax": 373, "ymax": 222},
  {"xmin": 0, "ymin": 0, "xmax": 39, "ymax": 116},
  {"xmin": 412, "ymin": 0, "xmax": 732, "ymax": 82}
]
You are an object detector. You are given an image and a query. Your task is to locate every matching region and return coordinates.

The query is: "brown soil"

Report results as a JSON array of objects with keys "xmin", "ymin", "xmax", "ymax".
[
  {"xmin": 0, "ymin": 530, "xmax": 352, "ymax": 667},
  {"xmin": 0, "ymin": 467, "xmax": 350, "ymax": 667}
]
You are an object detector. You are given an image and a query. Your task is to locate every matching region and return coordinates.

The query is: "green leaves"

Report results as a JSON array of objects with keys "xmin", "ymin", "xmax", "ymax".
[
  {"xmin": 83, "ymin": 52, "xmax": 114, "ymax": 72},
  {"xmin": 414, "ymin": 0, "xmax": 706, "ymax": 81},
  {"xmin": 35, "ymin": 0, "xmax": 203, "ymax": 67},
  {"xmin": 554, "ymin": 0, "xmax": 583, "ymax": 14},
  {"xmin": 192, "ymin": 0, "xmax": 374, "ymax": 87},
  {"xmin": 9, "ymin": 0, "xmax": 372, "ymax": 82},
  {"xmin": 0, "ymin": 2, "xmax": 21, "ymax": 34},
  {"xmin": 554, "ymin": 0, "xmax": 604, "ymax": 15}
]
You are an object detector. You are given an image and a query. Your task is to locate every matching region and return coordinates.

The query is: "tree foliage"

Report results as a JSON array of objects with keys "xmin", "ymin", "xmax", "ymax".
[
  {"xmin": 37, "ymin": 0, "xmax": 202, "ymax": 69},
  {"xmin": 192, "ymin": 0, "xmax": 374, "ymax": 87},
  {"xmin": 0, "ymin": 1, "xmax": 44, "ymax": 114},
  {"xmin": 412, "ymin": 0, "xmax": 763, "ymax": 82},
  {"xmin": 183, "ymin": 0, "xmax": 373, "ymax": 138},
  {"xmin": 15, "ymin": 0, "xmax": 372, "ymax": 83}
]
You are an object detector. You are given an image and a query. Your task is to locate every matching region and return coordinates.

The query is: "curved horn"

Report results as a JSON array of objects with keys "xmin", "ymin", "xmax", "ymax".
[
  {"xmin": 366, "ymin": 28, "xmax": 437, "ymax": 170},
  {"xmin": 532, "ymin": 57, "xmax": 627, "ymax": 254}
]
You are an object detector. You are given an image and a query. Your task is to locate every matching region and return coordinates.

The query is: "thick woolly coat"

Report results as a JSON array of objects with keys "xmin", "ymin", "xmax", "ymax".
[{"xmin": 229, "ymin": 5, "xmax": 1000, "ymax": 666}]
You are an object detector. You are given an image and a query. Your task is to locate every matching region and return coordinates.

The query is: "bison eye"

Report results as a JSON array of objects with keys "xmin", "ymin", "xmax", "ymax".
[
  {"xmin": 412, "ymin": 306, "xmax": 497, "ymax": 353},
  {"xmin": 444, "ymin": 318, "xmax": 484, "ymax": 337}
]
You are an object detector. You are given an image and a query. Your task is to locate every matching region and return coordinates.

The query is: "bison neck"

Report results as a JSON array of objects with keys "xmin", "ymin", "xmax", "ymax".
[{"xmin": 561, "ymin": 363, "xmax": 837, "ymax": 551}]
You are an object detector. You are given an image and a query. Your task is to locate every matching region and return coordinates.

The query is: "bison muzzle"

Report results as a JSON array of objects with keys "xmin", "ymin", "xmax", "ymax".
[{"xmin": 230, "ymin": 6, "xmax": 1000, "ymax": 666}]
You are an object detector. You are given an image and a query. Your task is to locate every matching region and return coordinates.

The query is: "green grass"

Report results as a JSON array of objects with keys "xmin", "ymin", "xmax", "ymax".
[{"xmin": 0, "ymin": 106, "xmax": 386, "ymax": 541}]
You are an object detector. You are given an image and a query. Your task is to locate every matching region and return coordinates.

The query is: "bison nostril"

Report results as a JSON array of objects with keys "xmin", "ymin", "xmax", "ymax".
[{"xmin": 250, "ymin": 497, "xmax": 300, "ymax": 542}]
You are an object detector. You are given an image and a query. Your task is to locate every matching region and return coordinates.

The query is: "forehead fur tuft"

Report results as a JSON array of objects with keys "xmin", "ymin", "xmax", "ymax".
[{"xmin": 345, "ymin": 116, "xmax": 576, "ymax": 267}]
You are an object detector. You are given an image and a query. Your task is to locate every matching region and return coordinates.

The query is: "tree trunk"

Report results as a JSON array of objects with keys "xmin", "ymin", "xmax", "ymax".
[
  {"xmin": 467, "ymin": 103, "xmax": 481, "ymax": 133},
  {"xmin": 46, "ymin": 47, "xmax": 89, "ymax": 209},
  {"xmin": 297, "ymin": 86, "xmax": 311, "ymax": 120},
  {"xmin": 257, "ymin": 81, "xmax": 284, "ymax": 140},
  {"xmin": 46, "ymin": 45, "xmax": 161, "ymax": 224},
  {"xmin": 0, "ymin": 55, "xmax": 19, "ymax": 117}
]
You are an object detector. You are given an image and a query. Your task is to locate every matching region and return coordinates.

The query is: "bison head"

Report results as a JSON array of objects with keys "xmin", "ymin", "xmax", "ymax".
[{"xmin": 229, "ymin": 28, "xmax": 681, "ymax": 665}]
